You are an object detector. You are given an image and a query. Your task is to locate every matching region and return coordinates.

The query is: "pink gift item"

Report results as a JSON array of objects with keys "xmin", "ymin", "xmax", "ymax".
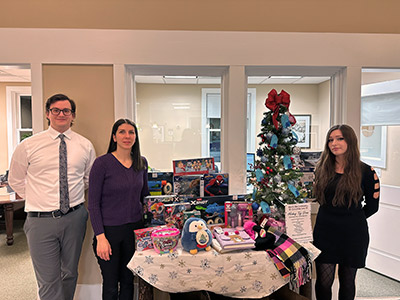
[{"xmin": 151, "ymin": 227, "xmax": 180, "ymax": 254}]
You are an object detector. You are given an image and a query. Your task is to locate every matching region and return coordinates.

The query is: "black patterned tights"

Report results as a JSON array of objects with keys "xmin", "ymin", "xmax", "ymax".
[{"xmin": 315, "ymin": 263, "xmax": 358, "ymax": 300}]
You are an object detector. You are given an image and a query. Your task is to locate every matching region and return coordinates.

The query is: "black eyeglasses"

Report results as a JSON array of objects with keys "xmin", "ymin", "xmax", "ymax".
[{"xmin": 48, "ymin": 108, "xmax": 74, "ymax": 116}]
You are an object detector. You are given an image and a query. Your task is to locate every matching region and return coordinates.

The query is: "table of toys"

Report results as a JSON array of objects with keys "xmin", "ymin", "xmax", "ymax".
[
  {"xmin": 129, "ymin": 157, "xmax": 320, "ymax": 298},
  {"xmin": 128, "ymin": 220, "xmax": 320, "ymax": 299}
]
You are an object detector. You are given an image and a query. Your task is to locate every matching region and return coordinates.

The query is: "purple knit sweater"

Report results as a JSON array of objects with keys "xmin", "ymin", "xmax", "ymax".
[{"xmin": 88, "ymin": 153, "xmax": 149, "ymax": 236}]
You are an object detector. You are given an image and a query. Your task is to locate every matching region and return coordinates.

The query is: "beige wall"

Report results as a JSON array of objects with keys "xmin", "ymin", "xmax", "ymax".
[
  {"xmin": 43, "ymin": 64, "xmax": 115, "ymax": 284},
  {"xmin": 1, "ymin": 0, "xmax": 400, "ymax": 34},
  {"xmin": 251, "ymin": 83, "xmax": 330, "ymax": 151},
  {"xmin": 0, "ymin": 82, "xmax": 31, "ymax": 174},
  {"xmin": 137, "ymin": 83, "xmax": 330, "ymax": 172}
]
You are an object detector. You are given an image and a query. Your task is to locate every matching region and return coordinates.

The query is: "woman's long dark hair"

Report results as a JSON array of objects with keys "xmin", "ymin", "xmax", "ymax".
[
  {"xmin": 107, "ymin": 119, "xmax": 145, "ymax": 171},
  {"xmin": 314, "ymin": 124, "xmax": 363, "ymax": 208}
]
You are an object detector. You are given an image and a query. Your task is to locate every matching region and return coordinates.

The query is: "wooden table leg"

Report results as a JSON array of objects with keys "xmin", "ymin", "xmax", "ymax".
[{"xmin": 4, "ymin": 203, "xmax": 14, "ymax": 246}]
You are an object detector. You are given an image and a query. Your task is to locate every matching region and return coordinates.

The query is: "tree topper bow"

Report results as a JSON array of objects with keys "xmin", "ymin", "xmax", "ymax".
[{"xmin": 265, "ymin": 89, "xmax": 296, "ymax": 129}]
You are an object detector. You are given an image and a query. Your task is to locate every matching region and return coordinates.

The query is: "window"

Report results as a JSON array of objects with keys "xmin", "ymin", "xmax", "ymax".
[{"xmin": 6, "ymin": 86, "xmax": 32, "ymax": 163}]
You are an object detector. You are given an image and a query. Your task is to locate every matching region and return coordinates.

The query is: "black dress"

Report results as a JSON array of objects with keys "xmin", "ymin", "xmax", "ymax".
[{"xmin": 313, "ymin": 162, "xmax": 380, "ymax": 268}]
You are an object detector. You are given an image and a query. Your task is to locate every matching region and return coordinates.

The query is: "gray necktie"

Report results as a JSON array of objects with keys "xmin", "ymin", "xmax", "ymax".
[{"xmin": 59, "ymin": 134, "xmax": 70, "ymax": 214}]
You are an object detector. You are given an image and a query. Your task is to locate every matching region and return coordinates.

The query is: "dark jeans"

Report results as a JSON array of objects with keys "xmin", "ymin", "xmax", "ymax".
[{"xmin": 93, "ymin": 221, "xmax": 143, "ymax": 300}]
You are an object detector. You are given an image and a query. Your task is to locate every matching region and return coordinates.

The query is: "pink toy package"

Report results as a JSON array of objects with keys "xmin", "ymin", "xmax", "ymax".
[
  {"xmin": 224, "ymin": 201, "xmax": 253, "ymax": 228},
  {"xmin": 151, "ymin": 227, "xmax": 180, "ymax": 254},
  {"xmin": 134, "ymin": 225, "xmax": 166, "ymax": 251}
]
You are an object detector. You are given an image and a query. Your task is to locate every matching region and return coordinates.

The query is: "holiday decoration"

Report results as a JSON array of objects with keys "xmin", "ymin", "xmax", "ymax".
[{"xmin": 249, "ymin": 89, "xmax": 305, "ymax": 214}]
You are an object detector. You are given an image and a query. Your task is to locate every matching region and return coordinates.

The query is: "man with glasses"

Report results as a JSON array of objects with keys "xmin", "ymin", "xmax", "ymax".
[{"xmin": 9, "ymin": 94, "xmax": 96, "ymax": 300}]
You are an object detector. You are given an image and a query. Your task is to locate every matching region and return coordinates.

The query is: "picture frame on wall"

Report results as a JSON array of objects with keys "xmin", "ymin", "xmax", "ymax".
[{"xmin": 292, "ymin": 115, "xmax": 311, "ymax": 148}]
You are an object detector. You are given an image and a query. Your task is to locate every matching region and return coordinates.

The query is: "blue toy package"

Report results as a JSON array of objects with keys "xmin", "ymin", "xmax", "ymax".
[
  {"xmin": 203, "ymin": 173, "xmax": 229, "ymax": 197},
  {"xmin": 173, "ymin": 175, "xmax": 202, "ymax": 197},
  {"xmin": 143, "ymin": 195, "xmax": 181, "ymax": 226},
  {"xmin": 148, "ymin": 172, "xmax": 174, "ymax": 196}
]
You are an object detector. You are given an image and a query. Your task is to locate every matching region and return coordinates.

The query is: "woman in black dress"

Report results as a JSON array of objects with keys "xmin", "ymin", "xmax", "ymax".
[{"xmin": 313, "ymin": 124, "xmax": 380, "ymax": 300}]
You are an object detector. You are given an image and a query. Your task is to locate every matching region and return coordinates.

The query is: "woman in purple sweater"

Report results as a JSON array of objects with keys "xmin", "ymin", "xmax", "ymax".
[{"xmin": 88, "ymin": 119, "xmax": 149, "ymax": 300}]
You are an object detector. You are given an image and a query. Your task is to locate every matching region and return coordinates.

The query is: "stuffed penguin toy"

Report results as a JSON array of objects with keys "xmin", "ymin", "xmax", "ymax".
[
  {"xmin": 181, "ymin": 218, "xmax": 213, "ymax": 255},
  {"xmin": 252, "ymin": 224, "xmax": 276, "ymax": 251}
]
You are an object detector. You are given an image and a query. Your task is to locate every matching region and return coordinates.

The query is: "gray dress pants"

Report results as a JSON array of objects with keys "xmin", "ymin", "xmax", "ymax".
[{"xmin": 24, "ymin": 205, "xmax": 88, "ymax": 300}]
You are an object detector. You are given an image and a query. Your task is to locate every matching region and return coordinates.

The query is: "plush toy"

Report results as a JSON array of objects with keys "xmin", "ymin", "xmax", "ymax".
[
  {"xmin": 181, "ymin": 218, "xmax": 213, "ymax": 255},
  {"xmin": 252, "ymin": 224, "xmax": 276, "ymax": 251},
  {"xmin": 243, "ymin": 221, "xmax": 257, "ymax": 240}
]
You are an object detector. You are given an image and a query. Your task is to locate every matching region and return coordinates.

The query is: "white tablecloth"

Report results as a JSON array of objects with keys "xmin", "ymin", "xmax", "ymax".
[{"xmin": 128, "ymin": 242, "xmax": 320, "ymax": 299}]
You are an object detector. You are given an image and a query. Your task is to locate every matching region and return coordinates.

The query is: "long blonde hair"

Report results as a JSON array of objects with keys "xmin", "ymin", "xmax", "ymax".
[{"xmin": 314, "ymin": 124, "xmax": 363, "ymax": 207}]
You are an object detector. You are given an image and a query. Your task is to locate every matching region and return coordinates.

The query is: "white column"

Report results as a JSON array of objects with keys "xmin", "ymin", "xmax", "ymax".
[
  {"xmin": 344, "ymin": 66, "xmax": 362, "ymax": 139},
  {"xmin": 221, "ymin": 66, "xmax": 247, "ymax": 195},
  {"xmin": 30, "ymin": 63, "xmax": 44, "ymax": 133},
  {"xmin": 113, "ymin": 64, "xmax": 134, "ymax": 121}
]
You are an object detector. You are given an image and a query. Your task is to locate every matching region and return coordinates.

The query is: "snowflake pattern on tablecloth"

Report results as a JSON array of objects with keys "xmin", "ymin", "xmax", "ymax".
[
  {"xmin": 252, "ymin": 260, "xmax": 258, "ymax": 266},
  {"xmin": 144, "ymin": 256, "xmax": 154, "ymax": 264},
  {"xmin": 168, "ymin": 252, "xmax": 179, "ymax": 260},
  {"xmin": 187, "ymin": 268, "xmax": 192, "ymax": 274},
  {"xmin": 148, "ymin": 274, "xmax": 158, "ymax": 284},
  {"xmin": 244, "ymin": 252, "xmax": 252, "ymax": 259},
  {"xmin": 270, "ymin": 273, "xmax": 278, "ymax": 280},
  {"xmin": 169, "ymin": 271, "xmax": 178, "ymax": 279},
  {"xmin": 212, "ymin": 250, "xmax": 219, "ymax": 257},
  {"xmin": 269, "ymin": 285, "xmax": 277, "ymax": 293},
  {"xmin": 215, "ymin": 266, "xmax": 224, "ymax": 277},
  {"xmin": 134, "ymin": 266, "xmax": 144, "ymax": 276},
  {"xmin": 240, "ymin": 286, "xmax": 247, "ymax": 293},
  {"xmin": 178, "ymin": 260, "xmax": 186, "ymax": 268},
  {"xmin": 160, "ymin": 264, "xmax": 165, "ymax": 269},
  {"xmin": 244, "ymin": 273, "xmax": 251, "ymax": 280},
  {"xmin": 234, "ymin": 263, "xmax": 243, "ymax": 272},
  {"xmin": 206, "ymin": 281, "xmax": 213, "ymax": 288},
  {"xmin": 179, "ymin": 280, "xmax": 186, "ymax": 287},
  {"xmin": 252, "ymin": 280, "xmax": 263, "ymax": 292},
  {"xmin": 226, "ymin": 256, "xmax": 232, "ymax": 262},
  {"xmin": 200, "ymin": 259, "xmax": 211, "ymax": 270},
  {"xmin": 220, "ymin": 286, "xmax": 229, "ymax": 294}
]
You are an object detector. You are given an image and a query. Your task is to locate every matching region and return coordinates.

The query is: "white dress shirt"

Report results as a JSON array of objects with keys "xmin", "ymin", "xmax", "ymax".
[{"xmin": 9, "ymin": 126, "xmax": 96, "ymax": 212}]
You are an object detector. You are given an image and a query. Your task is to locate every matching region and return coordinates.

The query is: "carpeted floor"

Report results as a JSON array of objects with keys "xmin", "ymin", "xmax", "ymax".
[{"xmin": 1, "ymin": 220, "xmax": 399, "ymax": 300}]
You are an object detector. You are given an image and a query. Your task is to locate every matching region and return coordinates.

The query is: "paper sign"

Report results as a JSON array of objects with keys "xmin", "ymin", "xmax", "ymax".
[{"xmin": 285, "ymin": 203, "xmax": 313, "ymax": 243}]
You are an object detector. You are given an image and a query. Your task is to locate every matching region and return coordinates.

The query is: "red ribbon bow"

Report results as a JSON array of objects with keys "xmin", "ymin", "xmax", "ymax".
[{"xmin": 265, "ymin": 89, "xmax": 296, "ymax": 129}]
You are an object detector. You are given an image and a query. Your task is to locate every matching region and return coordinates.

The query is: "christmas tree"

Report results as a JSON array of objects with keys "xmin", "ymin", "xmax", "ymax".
[{"xmin": 249, "ymin": 89, "xmax": 306, "ymax": 215}]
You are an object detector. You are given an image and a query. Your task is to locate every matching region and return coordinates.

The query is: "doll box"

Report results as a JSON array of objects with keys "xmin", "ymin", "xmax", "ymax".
[
  {"xmin": 224, "ymin": 201, "xmax": 253, "ymax": 228},
  {"xmin": 134, "ymin": 225, "xmax": 167, "ymax": 251}
]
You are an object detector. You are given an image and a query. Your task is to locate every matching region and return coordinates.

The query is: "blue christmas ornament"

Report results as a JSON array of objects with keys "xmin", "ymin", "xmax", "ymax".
[
  {"xmin": 261, "ymin": 118, "xmax": 268, "ymax": 126},
  {"xmin": 252, "ymin": 188, "xmax": 257, "ymax": 200},
  {"xmin": 261, "ymin": 156, "xmax": 268, "ymax": 163},
  {"xmin": 260, "ymin": 201, "xmax": 271, "ymax": 213},
  {"xmin": 252, "ymin": 201, "xmax": 260, "ymax": 211},
  {"xmin": 270, "ymin": 134, "xmax": 278, "ymax": 148},
  {"xmin": 283, "ymin": 155, "xmax": 293, "ymax": 170},
  {"xmin": 292, "ymin": 131, "xmax": 298, "ymax": 142},
  {"xmin": 256, "ymin": 148, "xmax": 263, "ymax": 157},
  {"xmin": 281, "ymin": 114, "xmax": 291, "ymax": 128},
  {"xmin": 288, "ymin": 184, "xmax": 300, "ymax": 197},
  {"xmin": 255, "ymin": 169, "xmax": 263, "ymax": 182}
]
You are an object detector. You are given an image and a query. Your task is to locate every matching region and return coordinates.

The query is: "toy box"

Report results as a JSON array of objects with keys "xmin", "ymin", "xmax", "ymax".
[
  {"xmin": 134, "ymin": 225, "xmax": 166, "ymax": 251},
  {"xmin": 163, "ymin": 202, "xmax": 192, "ymax": 229},
  {"xmin": 203, "ymin": 173, "xmax": 229, "ymax": 197},
  {"xmin": 173, "ymin": 175, "xmax": 202, "ymax": 197},
  {"xmin": 225, "ymin": 201, "xmax": 253, "ymax": 228},
  {"xmin": 143, "ymin": 195, "xmax": 180, "ymax": 226},
  {"xmin": 148, "ymin": 172, "xmax": 174, "ymax": 196},
  {"xmin": 173, "ymin": 157, "xmax": 215, "ymax": 175}
]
